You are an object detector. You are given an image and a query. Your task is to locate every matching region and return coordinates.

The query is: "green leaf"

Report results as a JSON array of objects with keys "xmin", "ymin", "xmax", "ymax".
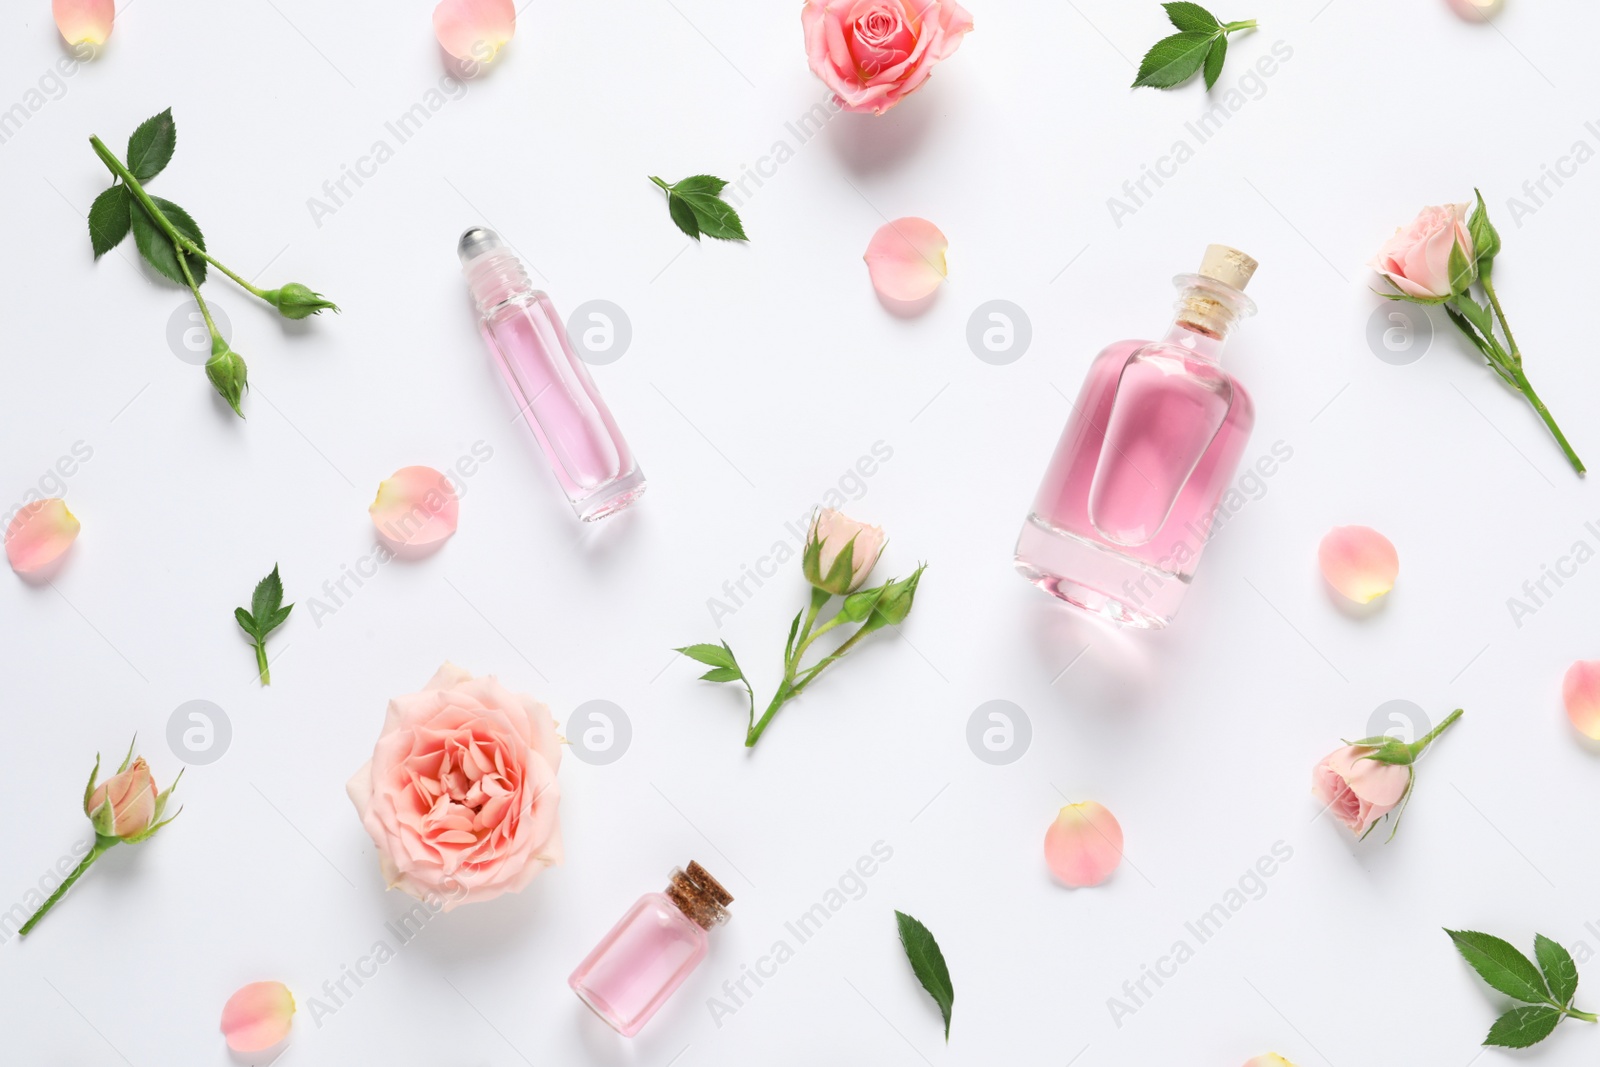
[
  {"xmin": 88, "ymin": 185, "xmax": 132, "ymax": 258},
  {"xmin": 1468, "ymin": 188, "xmax": 1501, "ymax": 273},
  {"xmin": 267, "ymin": 605, "xmax": 293, "ymax": 629},
  {"xmin": 667, "ymin": 195, "xmax": 700, "ymax": 240},
  {"xmin": 1165, "ymin": 2, "xmax": 1220, "ymax": 32},
  {"xmin": 896, "ymin": 911, "xmax": 954, "ymax": 1041},
  {"xmin": 1484, "ymin": 1005, "xmax": 1562, "ymax": 1048},
  {"xmin": 131, "ymin": 197, "xmax": 206, "ymax": 286},
  {"xmin": 252, "ymin": 565, "xmax": 284, "ymax": 624},
  {"xmin": 126, "ymin": 108, "xmax": 176, "ymax": 183},
  {"xmin": 677, "ymin": 643, "xmax": 736, "ymax": 670},
  {"xmin": 669, "ymin": 174, "xmax": 728, "ymax": 197},
  {"xmin": 699, "ymin": 666, "xmax": 743, "ymax": 683},
  {"xmin": 1446, "ymin": 930, "xmax": 1553, "ymax": 1005},
  {"xmin": 678, "ymin": 191, "xmax": 748, "ymax": 242},
  {"xmin": 233, "ymin": 606, "xmax": 258, "ymax": 639},
  {"xmin": 1133, "ymin": 31, "xmax": 1216, "ymax": 89},
  {"xmin": 782, "ymin": 610, "xmax": 802, "ymax": 664},
  {"xmin": 1202, "ymin": 34, "xmax": 1227, "ymax": 89},
  {"xmin": 1535, "ymin": 935, "xmax": 1579, "ymax": 1006}
]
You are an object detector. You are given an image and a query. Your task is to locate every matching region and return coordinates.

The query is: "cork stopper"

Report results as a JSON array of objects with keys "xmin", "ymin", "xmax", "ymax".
[
  {"xmin": 1198, "ymin": 244, "xmax": 1258, "ymax": 291},
  {"xmin": 666, "ymin": 861, "xmax": 733, "ymax": 930}
]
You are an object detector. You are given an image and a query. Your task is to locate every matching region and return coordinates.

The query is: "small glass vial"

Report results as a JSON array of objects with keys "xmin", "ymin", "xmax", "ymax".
[
  {"xmin": 458, "ymin": 227, "xmax": 646, "ymax": 521},
  {"xmin": 569, "ymin": 861, "xmax": 733, "ymax": 1037},
  {"xmin": 1015, "ymin": 245, "xmax": 1260, "ymax": 628}
]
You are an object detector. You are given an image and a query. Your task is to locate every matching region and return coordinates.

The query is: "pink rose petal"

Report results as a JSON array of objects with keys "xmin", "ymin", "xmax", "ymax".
[
  {"xmin": 1564, "ymin": 660, "xmax": 1600, "ymax": 740},
  {"xmin": 6, "ymin": 499, "xmax": 80, "ymax": 575},
  {"xmin": 221, "ymin": 981, "xmax": 295, "ymax": 1053},
  {"xmin": 53, "ymin": 0, "xmax": 114, "ymax": 46},
  {"xmin": 1446, "ymin": 0, "xmax": 1501, "ymax": 20},
  {"xmin": 370, "ymin": 466, "xmax": 459, "ymax": 559},
  {"xmin": 864, "ymin": 217, "xmax": 948, "ymax": 304},
  {"xmin": 1318, "ymin": 525, "xmax": 1399, "ymax": 603},
  {"xmin": 1044, "ymin": 801, "xmax": 1123, "ymax": 888},
  {"xmin": 433, "ymin": 0, "xmax": 516, "ymax": 63},
  {"xmin": 1244, "ymin": 1057, "xmax": 1297, "ymax": 1067}
]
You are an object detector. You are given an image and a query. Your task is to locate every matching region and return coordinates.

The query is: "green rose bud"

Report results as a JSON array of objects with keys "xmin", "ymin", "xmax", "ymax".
[
  {"xmin": 858, "ymin": 564, "xmax": 926, "ymax": 634},
  {"xmin": 263, "ymin": 282, "xmax": 339, "ymax": 320},
  {"xmin": 206, "ymin": 337, "xmax": 249, "ymax": 417}
]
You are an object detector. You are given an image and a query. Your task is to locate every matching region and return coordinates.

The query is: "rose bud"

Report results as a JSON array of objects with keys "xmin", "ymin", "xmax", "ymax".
[
  {"xmin": 206, "ymin": 340, "xmax": 249, "ymax": 417},
  {"xmin": 1311, "ymin": 709, "xmax": 1462, "ymax": 840},
  {"xmin": 263, "ymin": 283, "xmax": 340, "ymax": 320},
  {"xmin": 1368, "ymin": 203, "xmax": 1475, "ymax": 300},
  {"xmin": 803, "ymin": 509, "xmax": 887, "ymax": 595}
]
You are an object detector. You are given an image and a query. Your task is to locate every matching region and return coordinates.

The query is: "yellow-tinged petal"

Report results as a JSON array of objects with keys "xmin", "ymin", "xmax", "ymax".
[
  {"xmin": 53, "ymin": 0, "xmax": 114, "ymax": 46},
  {"xmin": 370, "ymin": 466, "xmax": 459, "ymax": 559},
  {"xmin": 1044, "ymin": 801, "xmax": 1123, "ymax": 888},
  {"xmin": 6, "ymin": 499, "xmax": 80, "ymax": 575},
  {"xmin": 433, "ymin": 0, "xmax": 516, "ymax": 63},
  {"xmin": 1564, "ymin": 660, "xmax": 1600, "ymax": 740},
  {"xmin": 864, "ymin": 217, "xmax": 948, "ymax": 305},
  {"xmin": 1244, "ymin": 1057, "xmax": 1298, "ymax": 1067},
  {"xmin": 221, "ymin": 981, "xmax": 295, "ymax": 1053},
  {"xmin": 1317, "ymin": 525, "xmax": 1399, "ymax": 603}
]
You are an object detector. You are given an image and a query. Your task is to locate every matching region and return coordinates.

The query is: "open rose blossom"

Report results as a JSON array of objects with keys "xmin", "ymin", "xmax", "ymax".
[
  {"xmin": 1368, "ymin": 203, "xmax": 1474, "ymax": 300},
  {"xmin": 347, "ymin": 663, "xmax": 562, "ymax": 910},
  {"xmin": 801, "ymin": 0, "xmax": 974, "ymax": 115},
  {"xmin": 1044, "ymin": 801, "xmax": 1123, "ymax": 887}
]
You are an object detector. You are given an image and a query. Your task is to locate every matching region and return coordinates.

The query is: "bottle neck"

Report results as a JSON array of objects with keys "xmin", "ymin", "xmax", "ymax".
[
  {"xmin": 1163, "ymin": 273, "xmax": 1256, "ymax": 361},
  {"xmin": 463, "ymin": 247, "xmax": 536, "ymax": 318}
]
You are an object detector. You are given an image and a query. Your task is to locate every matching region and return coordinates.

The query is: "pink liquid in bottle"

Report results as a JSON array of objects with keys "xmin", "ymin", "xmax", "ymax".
[
  {"xmin": 459, "ymin": 228, "xmax": 646, "ymax": 521},
  {"xmin": 1015, "ymin": 246, "xmax": 1260, "ymax": 628},
  {"xmin": 570, "ymin": 862, "xmax": 732, "ymax": 1037}
]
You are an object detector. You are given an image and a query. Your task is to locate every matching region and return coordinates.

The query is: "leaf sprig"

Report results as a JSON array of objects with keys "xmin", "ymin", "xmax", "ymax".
[
  {"xmin": 1134, "ymin": 3, "xmax": 1257, "ymax": 90},
  {"xmin": 1446, "ymin": 930, "xmax": 1597, "ymax": 1048},
  {"xmin": 649, "ymin": 174, "xmax": 748, "ymax": 242},
  {"xmin": 235, "ymin": 565, "xmax": 293, "ymax": 685},
  {"xmin": 89, "ymin": 109, "xmax": 339, "ymax": 417},
  {"xmin": 896, "ymin": 911, "xmax": 954, "ymax": 1041}
]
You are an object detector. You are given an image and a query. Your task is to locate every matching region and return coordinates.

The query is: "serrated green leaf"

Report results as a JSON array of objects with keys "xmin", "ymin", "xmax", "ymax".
[
  {"xmin": 88, "ymin": 185, "xmax": 132, "ymax": 258},
  {"xmin": 1133, "ymin": 31, "xmax": 1217, "ymax": 89},
  {"xmin": 678, "ymin": 191, "xmax": 748, "ymax": 242},
  {"xmin": 267, "ymin": 605, "xmax": 293, "ymax": 629},
  {"xmin": 1202, "ymin": 34, "xmax": 1227, "ymax": 89},
  {"xmin": 668, "ymin": 194, "xmax": 701, "ymax": 240},
  {"xmin": 1484, "ymin": 1005, "xmax": 1562, "ymax": 1048},
  {"xmin": 1446, "ymin": 930, "xmax": 1552, "ymax": 1005},
  {"xmin": 1165, "ymin": 2, "xmax": 1221, "ymax": 31},
  {"xmin": 126, "ymin": 108, "xmax": 176, "ymax": 183},
  {"xmin": 670, "ymin": 174, "xmax": 729, "ymax": 197},
  {"xmin": 131, "ymin": 197, "xmax": 206, "ymax": 286},
  {"xmin": 252, "ymin": 565, "xmax": 284, "ymax": 624},
  {"xmin": 1534, "ymin": 935, "xmax": 1579, "ymax": 1006},
  {"xmin": 896, "ymin": 911, "xmax": 954, "ymax": 1041},
  {"xmin": 699, "ymin": 666, "xmax": 743, "ymax": 683},
  {"xmin": 677, "ymin": 643, "xmax": 737, "ymax": 669},
  {"xmin": 233, "ymin": 607, "xmax": 258, "ymax": 638}
]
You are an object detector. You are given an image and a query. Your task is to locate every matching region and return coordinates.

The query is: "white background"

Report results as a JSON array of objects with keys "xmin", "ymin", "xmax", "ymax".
[{"xmin": 3, "ymin": 0, "xmax": 1600, "ymax": 1064}]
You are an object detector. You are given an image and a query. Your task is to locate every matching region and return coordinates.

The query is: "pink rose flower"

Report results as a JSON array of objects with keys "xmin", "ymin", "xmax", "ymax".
[
  {"xmin": 1369, "ymin": 203, "xmax": 1474, "ymax": 300},
  {"xmin": 804, "ymin": 508, "xmax": 888, "ymax": 594},
  {"xmin": 1311, "ymin": 745, "xmax": 1411, "ymax": 836},
  {"xmin": 347, "ymin": 663, "xmax": 563, "ymax": 910},
  {"xmin": 86, "ymin": 756, "xmax": 160, "ymax": 839},
  {"xmin": 801, "ymin": 0, "xmax": 974, "ymax": 115}
]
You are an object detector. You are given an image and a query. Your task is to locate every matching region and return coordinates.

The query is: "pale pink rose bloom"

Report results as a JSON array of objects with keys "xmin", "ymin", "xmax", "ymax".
[
  {"xmin": 864, "ymin": 217, "xmax": 948, "ymax": 304},
  {"xmin": 85, "ymin": 757, "xmax": 158, "ymax": 839},
  {"xmin": 434, "ymin": 0, "xmax": 516, "ymax": 63},
  {"xmin": 1044, "ymin": 801, "xmax": 1123, "ymax": 887},
  {"xmin": 1563, "ymin": 660, "xmax": 1600, "ymax": 740},
  {"xmin": 801, "ymin": 0, "xmax": 974, "ymax": 115},
  {"xmin": 6, "ymin": 498, "xmax": 80, "ymax": 575},
  {"xmin": 806, "ymin": 508, "xmax": 887, "ymax": 593},
  {"xmin": 1318, "ymin": 525, "xmax": 1399, "ymax": 604},
  {"xmin": 347, "ymin": 663, "xmax": 563, "ymax": 910},
  {"xmin": 53, "ymin": 0, "xmax": 114, "ymax": 46},
  {"xmin": 221, "ymin": 981, "xmax": 296, "ymax": 1053},
  {"xmin": 1311, "ymin": 745, "xmax": 1410, "ymax": 836},
  {"xmin": 1369, "ymin": 203, "xmax": 1474, "ymax": 299},
  {"xmin": 369, "ymin": 466, "xmax": 459, "ymax": 560}
]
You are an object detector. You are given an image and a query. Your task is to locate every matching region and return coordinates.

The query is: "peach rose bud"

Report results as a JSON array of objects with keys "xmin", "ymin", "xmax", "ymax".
[
  {"xmin": 864, "ymin": 217, "xmax": 948, "ymax": 305},
  {"xmin": 6, "ymin": 498, "xmax": 80, "ymax": 576},
  {"xmin": 1318, "ymin": 525, "xmax": 1399, "ymax": 603},
  {"xmin": 1044, "ymin": 801, "xmax": 1124, "ymax": 888},
  {"xmin": 369, "ymin": 466, "xmax": 459, "ymax": 559},
  {"xmin": 1563, "ymin": 660, "xmax": 1600, "ymax": 740},
  {"xmin": 433, "ymin": 0, "xmax": 516, "ymax": 63},
  {"xmin": 221, "ymin": 981, "xmax": 296, "ymax": 1053},
  {"xmin": 86, "ymin": 756, "xmax": 161, "ymax": 840},
  {"xmin": 804, "ymin": 508, "xmax": 887, "ymax": 595},
  {"xmin": 53, "ymin": 0, "xmax": 114, "ymax": 47}
]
